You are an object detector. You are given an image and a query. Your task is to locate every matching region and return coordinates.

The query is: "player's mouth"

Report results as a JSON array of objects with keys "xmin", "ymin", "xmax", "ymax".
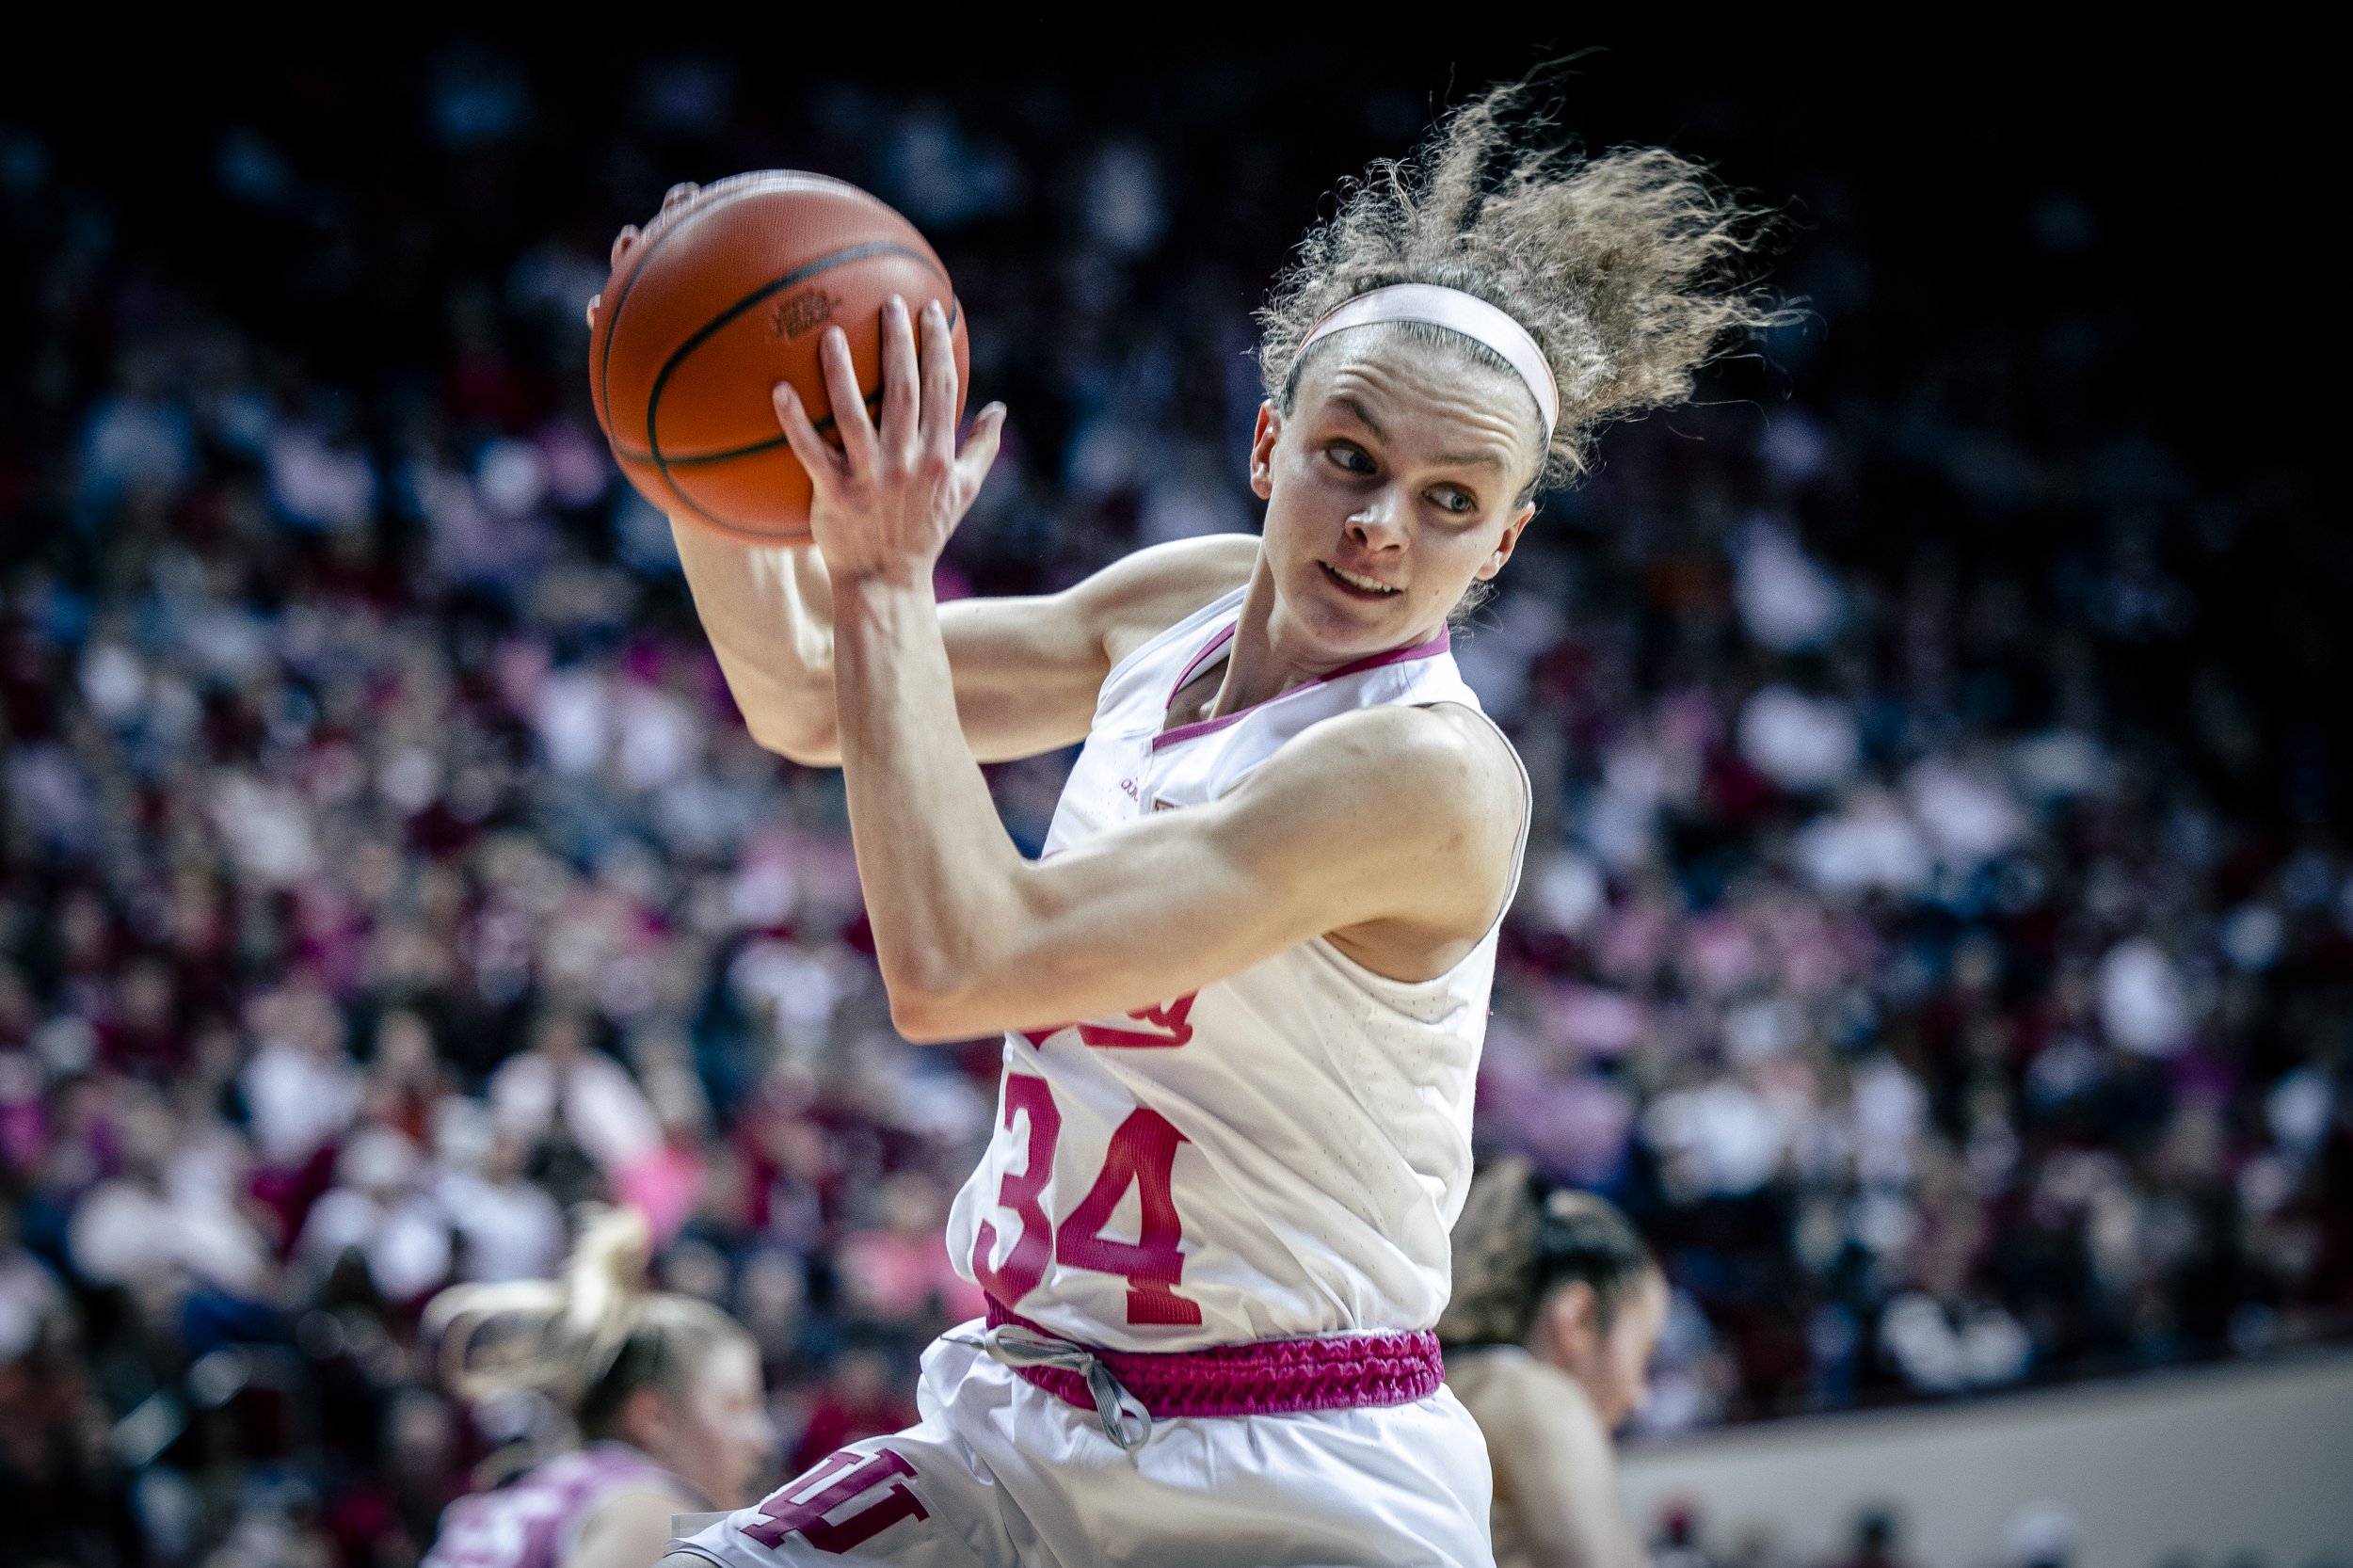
[{"xmin": 1320, "ymin": 562, "xmax": 1401, "ymax": 599}]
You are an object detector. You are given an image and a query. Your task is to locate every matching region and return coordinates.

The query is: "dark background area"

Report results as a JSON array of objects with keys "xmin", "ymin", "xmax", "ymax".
[
  {"xmin": 8, "ymin": 28, "xmax": 2339, "ymax": 808},
  {"xmin": 0, "ymin": 26, "xmax": 2344, "ymax": 1568}
]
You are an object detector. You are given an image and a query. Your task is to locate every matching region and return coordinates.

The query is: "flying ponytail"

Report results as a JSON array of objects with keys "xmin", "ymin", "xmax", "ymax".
[
  {"xmin": 1437, "ymin": 1159, "xmax": 1657, "ymax": 1347},
  {"xmin": 425, "ymin": 1206, "xmax": 746, "ymax": 1439}
]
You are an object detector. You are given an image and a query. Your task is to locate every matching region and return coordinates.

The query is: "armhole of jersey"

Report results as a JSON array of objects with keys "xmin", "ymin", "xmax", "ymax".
[
  {"xmin": 1305, "ymin": 701, "xmax": 1529, "ymax": 987},
  {"xmin": 1427, "ymin": 699, "xmax": 1532, "ymax": 946},
  {"xmin": 1097, "ymin": 585, "xmax": 1248, "ymax": 702}
]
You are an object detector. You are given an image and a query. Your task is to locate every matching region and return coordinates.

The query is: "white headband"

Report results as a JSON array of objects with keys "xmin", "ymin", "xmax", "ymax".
[{"xmin": 1297, "ymin": 283, "xmax": 1559, "ymax": 443}]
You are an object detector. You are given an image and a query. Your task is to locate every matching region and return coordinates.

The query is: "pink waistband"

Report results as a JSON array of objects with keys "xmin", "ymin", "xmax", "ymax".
[{"xmin": 984, "ymin": 1303, "xmax": 1445, "ymax": 1419}]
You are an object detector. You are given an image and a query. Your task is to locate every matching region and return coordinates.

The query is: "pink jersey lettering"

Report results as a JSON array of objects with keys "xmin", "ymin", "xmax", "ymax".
[
  {"xmin": 1055, "ymin": 1108, "xmax": 1201, "ymax": 1326},
  {"xmin": 969, "ymin": 1074, "xmax": 1058, "ymax": 1306}
]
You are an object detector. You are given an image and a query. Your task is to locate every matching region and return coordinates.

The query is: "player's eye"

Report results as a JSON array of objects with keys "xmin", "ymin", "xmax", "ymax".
[
  {"xmin": 1325, "ymin": 442, "xmax": 1375, "ymax": 475},
  {"xmin": 1429, "ymin": 485, "xmax": 1478, "ymax": 515}
]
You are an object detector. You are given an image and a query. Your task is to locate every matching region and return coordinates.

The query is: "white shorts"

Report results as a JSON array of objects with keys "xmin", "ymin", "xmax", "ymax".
[{"xmin": 671, "ymin": 1322, "xmax": 1495, "ymax": 1568}]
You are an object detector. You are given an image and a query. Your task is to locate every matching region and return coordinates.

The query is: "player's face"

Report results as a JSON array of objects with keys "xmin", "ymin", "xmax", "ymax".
[
  {"xmin": 1539, "ymin": 1267, "xmax": 1668, "ymax": 1432},
  {"xmin": 661, "ymin": 1338, "xmax": 778, "ymax": 1507},
  {"xmin": 1583, "ymin": 1269, "xmax": 1669, "ymax": 1432},
  {"xmin": 1251, "ymin": 334, "xmax": 1541, "ymax": 662}
]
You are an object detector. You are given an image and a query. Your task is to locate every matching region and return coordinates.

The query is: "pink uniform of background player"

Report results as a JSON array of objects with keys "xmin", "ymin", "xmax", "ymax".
[{"xmin": 637, "ymin": 78, "xmax": 1773, "ymax": 1567}]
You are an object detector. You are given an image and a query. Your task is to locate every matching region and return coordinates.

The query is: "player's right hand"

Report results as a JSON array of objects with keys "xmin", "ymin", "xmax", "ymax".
[{"xmin": 770, "ymin": 294, "xmax": 1005, "ymax": 591}]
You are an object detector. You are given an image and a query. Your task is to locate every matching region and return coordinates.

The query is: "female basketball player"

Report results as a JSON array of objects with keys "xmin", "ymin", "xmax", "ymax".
[
  {"xmin": 1439, "ymin": 1161, "xmax": 1667, "ymax": 1568},
  {"xmin": 650, "ymin": 83, "xmax": 1769, "ymax": 1567},
  {"xmin": 423, "ymin": 1207, "xmax": 778, "ymax": 1568}
]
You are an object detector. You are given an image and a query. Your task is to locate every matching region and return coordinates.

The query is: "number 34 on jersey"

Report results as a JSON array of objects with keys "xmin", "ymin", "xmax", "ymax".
[{"xmin": 978, "ymin": 995, "xmax": 1203, "ymax": 1327}]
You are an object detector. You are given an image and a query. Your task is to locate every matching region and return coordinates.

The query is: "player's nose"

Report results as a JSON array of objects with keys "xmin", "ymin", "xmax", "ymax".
[{"xmin": 1344, "ymin": 484, "xmax": 1409, "ymax": 551}]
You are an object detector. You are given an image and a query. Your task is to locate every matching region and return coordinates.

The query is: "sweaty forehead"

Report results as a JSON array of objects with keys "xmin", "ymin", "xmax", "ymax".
[{"xmin": 1295, "ymin": 328, "xmax": 1545, "ymax": 479}]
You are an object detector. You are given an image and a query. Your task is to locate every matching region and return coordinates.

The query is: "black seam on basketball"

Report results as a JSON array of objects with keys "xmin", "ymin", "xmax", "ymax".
[
  {"xmin": 597, "ymin": 179, "xmax": 821, "ymax": 439},
  {"xmin": 614, "ymin": 287, "xmax": 960, "ymax": 468},
  {"xmin": 620, "ymin": 297, "xmax": 960, "ymax": 463},
  {"xmin": 643, "ymin": 248, "xmax": 949, "ymax": 529}
]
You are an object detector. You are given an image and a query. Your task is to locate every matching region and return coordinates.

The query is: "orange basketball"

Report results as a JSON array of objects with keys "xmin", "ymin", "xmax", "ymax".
[{"xmin": 589, "ymin": 171, "xmax": 968, "ymax": 544}]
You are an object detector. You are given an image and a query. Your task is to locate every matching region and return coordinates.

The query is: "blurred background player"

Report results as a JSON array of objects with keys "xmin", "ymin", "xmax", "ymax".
[
  {"xmin": 424, "ymin": 1206, "xmax": 777, "ymax": 1568},
  {"xmin": 1440, "ymin": 1160, "xmax": 1667, "ymax": 1568},
  {"xmin": 649, "ymin": 78, "xmax": 1769, "ymax": 1565}
]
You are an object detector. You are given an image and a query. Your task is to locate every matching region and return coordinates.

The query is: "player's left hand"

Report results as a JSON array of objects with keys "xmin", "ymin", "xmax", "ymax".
[
  {"xmin": 771, "ymin": 294, "xmax": 1005, "ymax": 588},
  {"xmin": 586, "ymin": 182, "xmax": 703, "ymax": 330}
]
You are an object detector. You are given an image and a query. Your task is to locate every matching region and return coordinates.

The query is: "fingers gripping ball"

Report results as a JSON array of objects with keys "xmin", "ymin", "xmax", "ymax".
[{"xmin": 590, "ymin": 172, "xmax": 969, "ymax": 544}]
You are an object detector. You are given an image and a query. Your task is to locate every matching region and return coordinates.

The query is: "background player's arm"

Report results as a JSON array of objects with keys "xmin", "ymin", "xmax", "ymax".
[
  {"xmin": 1471, "ymin": 1363, "xmax": 1645, "ymax": 1568},
  {"xmin": 672, "ymin": 523, "xmax": 1256, "ymax": 766}
]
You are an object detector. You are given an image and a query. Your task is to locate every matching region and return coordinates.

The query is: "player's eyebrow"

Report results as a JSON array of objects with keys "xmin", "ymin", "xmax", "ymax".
[
  {"xmin": 1335, "ymin": 396, "xmax": 1385, "ymax": 440},
  {"xmin": 1335, "ymin": 395, "xmax": 1503, "ymax": 472}
]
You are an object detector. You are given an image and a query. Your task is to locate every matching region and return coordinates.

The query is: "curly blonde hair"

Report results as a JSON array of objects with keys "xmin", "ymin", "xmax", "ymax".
[{"xmin": 1257, "ymin": 77, "xmax": 1782, "ymax": 495}]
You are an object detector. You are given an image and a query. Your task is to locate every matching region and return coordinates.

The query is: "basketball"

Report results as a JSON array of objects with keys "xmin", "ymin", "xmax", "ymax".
[{"xmin": 589, "ymin": 171, "xmax": 968, "ymax": 544}]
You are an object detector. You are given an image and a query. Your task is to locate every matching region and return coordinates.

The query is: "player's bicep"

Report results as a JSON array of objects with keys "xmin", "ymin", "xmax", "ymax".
[{"xmin": 938, "ymin": 813, "xmax": 1325, "ymax": 1034}]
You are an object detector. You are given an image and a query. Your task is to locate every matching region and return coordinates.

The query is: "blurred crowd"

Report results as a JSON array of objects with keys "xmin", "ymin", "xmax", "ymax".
[{"xmin": 1, "ymin": 39, "xmax": 2347, "ymax": 1568}]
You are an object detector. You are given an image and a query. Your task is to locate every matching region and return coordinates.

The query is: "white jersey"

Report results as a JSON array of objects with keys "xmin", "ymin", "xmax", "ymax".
[{"xmin": 944, "ymin": 588, "xmax": 1529, "ymax": 1352}]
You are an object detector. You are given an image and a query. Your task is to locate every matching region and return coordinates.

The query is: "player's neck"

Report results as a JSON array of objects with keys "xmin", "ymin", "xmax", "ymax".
[{"xmin": 1199, "ymin": 572, "xmax": 1446, "ymax": 722}]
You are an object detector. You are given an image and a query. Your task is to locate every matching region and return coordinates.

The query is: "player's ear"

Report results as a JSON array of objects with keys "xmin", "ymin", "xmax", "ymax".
[
  {"xmin": 1249, "ymin": 401, "xmax": 1281, "ymax": 501},
  {"xmin": 620, "ymin": 1383, "xmax": 675, "ymax": 1454},
  {"xmin": 1474, "ymin": 501, "xmax": 1537, "ymax": 583},
  {"xmin": 1544, "ymin": 1279, "xmax": 1601, "ymax": 1362}
]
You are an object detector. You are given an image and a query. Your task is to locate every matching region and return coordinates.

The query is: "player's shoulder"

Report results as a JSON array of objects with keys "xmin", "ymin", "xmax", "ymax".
[
  {"xmin": 571, "ymin": 1481, "xmax": 701, "ymax": 1568},
  {"xmin": 1447, "ymin": 1345, "xmax": 1610, "ymax": 1451},
  {"xmin": 1285, "ymin": 698, "xmax": 1520, "ymax": 808},
  {"xmin": 1074, "ymin": 534, "xmax": 1260, "ymax": 665},
  {"xmin": 1244, "ymin": 698, "xmax": 1523, "ymax": 867}
]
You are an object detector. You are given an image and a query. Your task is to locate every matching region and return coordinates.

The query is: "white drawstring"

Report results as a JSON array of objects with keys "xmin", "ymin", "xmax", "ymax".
[{"xmin": 948, "ymin": 1323, "xmax": 1154, "ymax": 1451}]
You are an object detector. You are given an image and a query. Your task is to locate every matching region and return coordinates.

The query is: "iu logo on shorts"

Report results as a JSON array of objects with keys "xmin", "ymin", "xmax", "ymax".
[{"xmin": 741, "ymin": 1449, "xmax": 927, "ymax": 1555}]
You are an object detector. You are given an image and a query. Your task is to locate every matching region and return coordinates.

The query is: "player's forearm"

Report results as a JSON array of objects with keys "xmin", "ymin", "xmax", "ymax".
[
  {"xmin": 671, "ymin": 520, "xmax": 842, "ymax": 761},
  {"xmin": 830, "ymin": 573, "xmax": 1032, "ymax": 1035}
]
